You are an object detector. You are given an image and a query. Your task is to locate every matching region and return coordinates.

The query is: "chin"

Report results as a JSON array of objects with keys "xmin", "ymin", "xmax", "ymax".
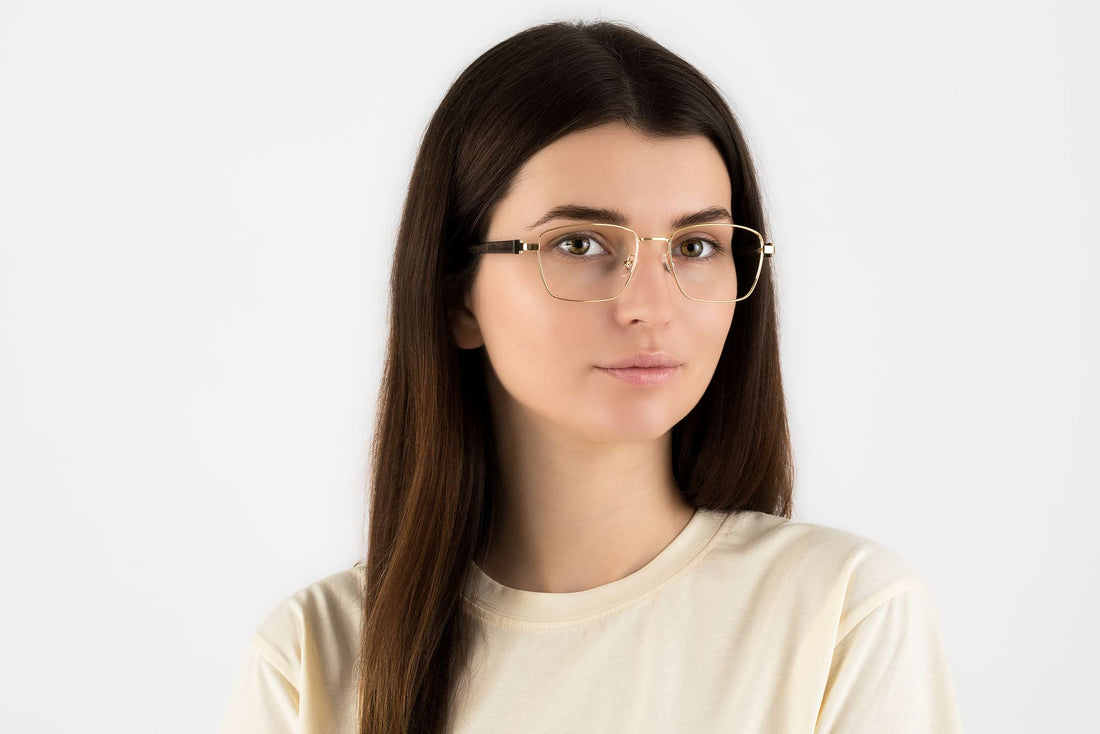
[{"xmin": 574, "ymin": 401, "xmax": 682, "ymax": 443}]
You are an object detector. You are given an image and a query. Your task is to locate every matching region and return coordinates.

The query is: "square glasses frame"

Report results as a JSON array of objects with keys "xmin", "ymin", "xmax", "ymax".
[{"xmin": 467, "ymin": 221, "xmax": 776, "ymax": 303}]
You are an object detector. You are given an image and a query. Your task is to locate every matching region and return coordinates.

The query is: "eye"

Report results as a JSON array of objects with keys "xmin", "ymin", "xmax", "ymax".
[
  {"xmin": 553, "ymin": 232, "xmax": 610, "ymax": 258},
  {"xmin": 676, "ymin": 236, "xmax": 718, "ymax": 258}
]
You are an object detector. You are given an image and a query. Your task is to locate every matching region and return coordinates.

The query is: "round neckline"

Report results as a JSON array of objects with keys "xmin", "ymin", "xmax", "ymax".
[{"xmin": 463, "ymin": 507, "xmax": 736, "ymax": 627}]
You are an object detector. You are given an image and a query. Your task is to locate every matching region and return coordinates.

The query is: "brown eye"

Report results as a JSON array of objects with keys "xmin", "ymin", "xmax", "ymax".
[
  {"xmin": 678, "ymin": 237, "xmax": 713, "ymax": 257},
  {"xmin": 553, "ymin": 233, "xmax": 609, "ymax": 258}
]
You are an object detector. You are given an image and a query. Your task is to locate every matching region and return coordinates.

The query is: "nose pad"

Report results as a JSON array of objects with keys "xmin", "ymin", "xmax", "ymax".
[
  {"xmin": 622, "ymin": 243, "xmax": 673, "ymax": 276},
  {"xmin": 620, "ymin": 242, "xmax": 675, "ymax": 304}
]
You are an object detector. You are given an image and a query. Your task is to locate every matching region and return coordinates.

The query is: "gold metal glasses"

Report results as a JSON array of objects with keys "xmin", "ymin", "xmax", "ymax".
[{"xmin": 467, "ymin": 221, "xmax": 775, "ymax": 303}]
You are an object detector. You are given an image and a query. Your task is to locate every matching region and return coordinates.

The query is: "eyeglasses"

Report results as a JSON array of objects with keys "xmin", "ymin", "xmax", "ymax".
[{"xmin": 467, "ymin": 222, "xmax": 775, "ymax": 302}]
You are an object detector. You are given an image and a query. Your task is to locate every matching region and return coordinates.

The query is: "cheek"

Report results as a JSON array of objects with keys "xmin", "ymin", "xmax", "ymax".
[
  {"xmin": 492, "ymin": 311, "xmax": 594, "ymax": 393},
  {"xmin": 682, "ymin": 303, "xmax": 735, "ymax": 390},
  {"xmin": 694, "ymin": 303, "xmax": 736, "ymax": 367},
  {"xmin": 475, "ymin": 262, "xmax": 590, "ymax": 397}
]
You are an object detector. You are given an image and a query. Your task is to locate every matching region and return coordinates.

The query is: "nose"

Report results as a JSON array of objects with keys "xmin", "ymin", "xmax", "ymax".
[{"xmin": 618, "ymin": 237, "xmax": 675, "ymax": 302}]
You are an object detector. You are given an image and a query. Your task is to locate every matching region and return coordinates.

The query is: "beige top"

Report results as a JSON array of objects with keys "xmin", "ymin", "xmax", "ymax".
[{"xmin": 219, "ymin": 508, "xmax": 964, "ymax": 732}]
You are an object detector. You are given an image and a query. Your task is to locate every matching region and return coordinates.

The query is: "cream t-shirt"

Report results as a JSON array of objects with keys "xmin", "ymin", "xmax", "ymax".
[{"xmin": 219, "ymin": 508, "xmax": 964, "ymax": 732}]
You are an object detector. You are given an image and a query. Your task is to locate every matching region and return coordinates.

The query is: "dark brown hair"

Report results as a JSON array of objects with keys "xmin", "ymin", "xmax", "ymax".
[{"xmin": 356, "ymin": 19, "xmax": 793, "ymax": 733}]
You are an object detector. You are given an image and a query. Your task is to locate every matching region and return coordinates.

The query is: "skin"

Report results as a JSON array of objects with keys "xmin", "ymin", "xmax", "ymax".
[{"xmin": 447, "ymin": 121, "xmax": 736, "ymax": 594}]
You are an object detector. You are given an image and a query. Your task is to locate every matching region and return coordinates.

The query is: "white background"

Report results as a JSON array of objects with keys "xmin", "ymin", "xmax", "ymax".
[{"xmin": 1, "ymin": 0, "xmax": 1096, "ymax": 731}]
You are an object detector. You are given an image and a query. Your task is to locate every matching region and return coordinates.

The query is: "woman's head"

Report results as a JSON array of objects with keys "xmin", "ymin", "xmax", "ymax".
[
  {"xmin": 449, "ymin": 121, "xmax": 737, "ymax": 445},
  {"xmin": 358, "ymin": 20, "xmax": 792, "ymax": 732}
]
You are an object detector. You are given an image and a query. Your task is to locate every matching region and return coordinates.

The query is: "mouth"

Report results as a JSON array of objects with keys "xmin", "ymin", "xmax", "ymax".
[{"xmin": 595, "ymin": 364, "xmax": 680, "ymax": 386}]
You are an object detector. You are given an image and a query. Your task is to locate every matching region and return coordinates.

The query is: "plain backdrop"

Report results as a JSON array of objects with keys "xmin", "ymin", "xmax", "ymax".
[{"xmin": 1, "ymin": 0, "xmax": 1096, "ymax": 731}]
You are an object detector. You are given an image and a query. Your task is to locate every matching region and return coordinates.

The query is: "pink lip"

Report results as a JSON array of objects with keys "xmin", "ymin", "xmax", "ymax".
[
  {"xmin": 598, "ymin": 352, "xmax": 681, "ymax": 369},
  {"xmin": 596, "ymin": 365, "xmax": 680, "ymax": 386}
]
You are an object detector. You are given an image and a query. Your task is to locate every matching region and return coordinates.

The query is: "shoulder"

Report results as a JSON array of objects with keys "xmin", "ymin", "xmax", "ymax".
[
  {"xmin": 711, "ymin": 509, "xmax": 928, "ymax": 642},
  {"xmin": 248, "ymin": 563, "xmax": 367, "ymax": 689}
]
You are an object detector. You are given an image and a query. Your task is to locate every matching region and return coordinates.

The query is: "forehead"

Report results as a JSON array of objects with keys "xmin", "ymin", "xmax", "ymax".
[{"xmin": 494, "ymin": 123, "xmax": 732, "ymax": 234}]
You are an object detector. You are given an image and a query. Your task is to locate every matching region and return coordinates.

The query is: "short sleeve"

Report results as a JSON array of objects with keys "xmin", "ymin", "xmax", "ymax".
[
  {"xmin": 218, "ymin": 637, "xmax": 300, "ymax": 734},
  {"xmin": 814, "ymin": 583, "xmax": 964, "ymax": 733}
]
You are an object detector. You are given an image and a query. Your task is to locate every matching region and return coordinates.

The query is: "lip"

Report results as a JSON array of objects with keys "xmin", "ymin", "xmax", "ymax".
[
  {"xmin": 597, "ymin": 352, "xmax": 682, "ymax": 369},
  {"xmin": 596, "ymin": 365, "xmax": 680, "ymax": 386}
]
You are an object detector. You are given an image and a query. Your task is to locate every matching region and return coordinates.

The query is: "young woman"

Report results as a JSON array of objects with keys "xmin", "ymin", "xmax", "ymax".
[{"xmin": 220, "ymin": 20, "xmax": 963, "ymax": 734}]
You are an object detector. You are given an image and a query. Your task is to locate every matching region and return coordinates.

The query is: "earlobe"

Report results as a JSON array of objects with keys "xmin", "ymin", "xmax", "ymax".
[{"xmin": 447, "ymin": 293, "xmax": 484, "ymax": 350}]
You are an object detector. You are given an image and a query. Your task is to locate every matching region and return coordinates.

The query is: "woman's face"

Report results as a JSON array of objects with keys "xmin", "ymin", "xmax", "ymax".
[{"xmin": 449, "ymin": 121, "xmax": 736, "ymax": 443}]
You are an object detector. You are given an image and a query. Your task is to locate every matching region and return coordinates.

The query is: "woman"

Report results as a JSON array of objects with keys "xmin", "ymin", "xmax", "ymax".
[{"xmin": 220, "ymin": 19, "xmax": 963, "ymax": 733}]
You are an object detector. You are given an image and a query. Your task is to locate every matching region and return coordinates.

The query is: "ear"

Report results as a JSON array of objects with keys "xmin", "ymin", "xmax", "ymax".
[{"xmin": 446, "ymin": 285, "xmax": 484, "ymax": 350}]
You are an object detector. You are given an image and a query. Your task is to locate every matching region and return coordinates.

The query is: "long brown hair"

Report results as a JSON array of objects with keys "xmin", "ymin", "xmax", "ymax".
[{"xmin": 356, "ymin": 19, "xmax": 794, "ymax": 733}]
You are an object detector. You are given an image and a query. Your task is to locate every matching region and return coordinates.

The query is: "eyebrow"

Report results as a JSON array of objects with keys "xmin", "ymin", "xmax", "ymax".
[{"xmin": 528, "ymin": 204, "xmax": 734, "ymax": 232}]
